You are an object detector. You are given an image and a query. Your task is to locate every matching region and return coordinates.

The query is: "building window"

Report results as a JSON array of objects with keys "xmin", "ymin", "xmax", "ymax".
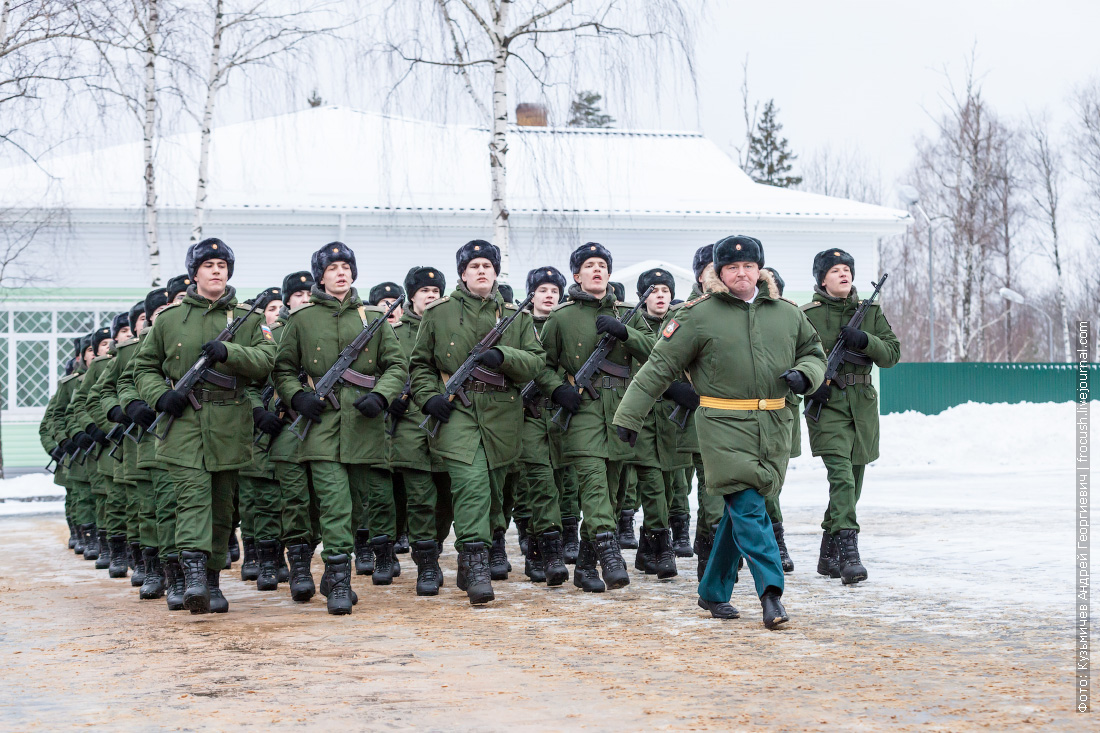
[
  {"xmin": 13, "ymin": 311, "xmax": 51, "ymax": 333},
  {"xmin": 16, "ymin": 340, "xmax": 50, "ymax": 407}
]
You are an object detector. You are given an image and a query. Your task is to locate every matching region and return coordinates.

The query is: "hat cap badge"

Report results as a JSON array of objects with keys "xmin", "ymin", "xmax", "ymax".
[
  {"xmin": 735, "ymin": 244, "xmax": 742, "ymax": 250},
  {"xmin": 428, "ymin": 272, "xmax": 435, "ymax": 278}
]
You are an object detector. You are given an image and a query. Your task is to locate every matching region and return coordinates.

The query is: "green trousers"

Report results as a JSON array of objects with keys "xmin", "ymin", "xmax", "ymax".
[
  {"xmin": 121, "ymin": 480, "xmax": 140, "ymax": 541},
  {"xmin": 632, "ymin": 465, "xmax": 672, "ymax": 530},
  {"xmin": 434, "ymin": 474, "xmax": 454, "ymax": 545},
  {"xmin": 698, "ymin": 490, "xmax": 785, "ymax": 601},
  {"xmin": 557, "ymin": 466, "xmax": 579, "ymax": 519},
  {"xmin": 491, "ymin": 466, "xmax": 520, "ymax": 535},
  {"xmin": 401, "ymin": 468, "xmax": 452, "ymax": 545},
  {"xmin": 521, "ymin": 460, "xmax": 562, "ymax": 536},
  {"xmin": 669, "ymin": 466, "xmax": 691, "ymax": 517},
  {"xmin": 152, "ymin": 469, "xmax": 177, "ymax": 559},
  {"xmin": 169, "ymin": 466, "xmax": 235, "ymax": 569},
  {"xmin": 393, "ymin": 472, "xmax": 408, "ymax": 538},
  {"xmin": 91, "ymin": 471, "xmax": 127, "ymax": 537},
  {"xmin": 821, "ymin": 454, "xmax": 866, "ymax": 533},
  {"xmin": 688, "ymin": 456, "xmax": 724, "ymax": 543},
  {"xmin": 309, "ymin": 461, "xmax": 393, "ymax": 560},
  {"xmin": 238, "ymin": 474, "xmax": 283, "ymax": 542},
  {"xmin": 274, "ymin": 459, "xmax": 314, "ymax": 544},
  {"xmin": 133, "ymin": 478, "xmax": 157, "ymax": 548},
  {"xmin": 572, "ymin": 456, "xmax": 622, "ymax": 541},
  {"xmin": 616, "ymin": 464, "xmax": 639, "ymax": 514},
  {"xmin": 70, "ymin": 479, "xmax": 95, "ymax": 525},
  {"xmin": 441, "ymin": 443, "xmax": 507, "ymax": 551}
]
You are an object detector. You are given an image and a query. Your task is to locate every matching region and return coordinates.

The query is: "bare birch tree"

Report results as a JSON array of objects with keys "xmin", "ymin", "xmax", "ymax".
[{"xmin": 1072, "ymin": 79, "xmax": 1100, "ymax": 358}]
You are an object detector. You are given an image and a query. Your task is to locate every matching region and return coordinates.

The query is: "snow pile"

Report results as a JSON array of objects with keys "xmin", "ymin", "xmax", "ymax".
[{"xmin": 0, "ymin": 473, "xmax": 62, "ymax": 500}]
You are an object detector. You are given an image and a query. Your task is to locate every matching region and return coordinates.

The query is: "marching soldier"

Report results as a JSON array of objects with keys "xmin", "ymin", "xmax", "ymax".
[
  {"xmin": 166, "ymin": 273, "xmax": 191, "ymax": 304},
  {"xmin": 409, "ymin": 240, "xmax": 544, "ymax": 604},
  {"xmin": 614, "ymin": 236, "xmax": 826, "ymax": 629},
  {"xmin": 45, "ymin": 337, "xmax": 93, "ymax": 556},
  {"xmin": 802, "ymin": 249, "xmax": 900, "ymax": 585}
]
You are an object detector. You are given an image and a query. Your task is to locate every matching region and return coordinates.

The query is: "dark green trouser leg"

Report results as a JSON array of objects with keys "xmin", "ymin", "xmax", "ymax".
[
  {"xmin": 151, "ymin": 469, "xmax": 177, "ymax": 559},
  {"xmin": 490, "ymin": 466, "xmax": 520, "ymax": 534},
  {"xmin": 304, "ymin": 460, "xmax": 355, "ymax": 561},
  {"xmin": 524, "ymin": 460, "xmax": 562, "ymax": 536},
  {"xmin": 355, "ymin": 465, "xmax": 395, "ymax": 541},
  {"xmin": 557, "ymin": 466, "xmax": 579, "ymax": 519},
  {"xmin": 393, "ymin": 471, "xmax": 408, "ymax": 537},
  {"xmin": 572, "ymin": 456, "xmax": 622, "ymax": 542},
  {"xmin": 248, "ymin": 475, "xmax": 283, "ymax": 542},
  {"xmin": 307, "ymin": 463, "xmax": 322, "ymax": 543},
  {"xmin": 171, "ymin": 467, "xmax": 236, "ymax": 569},
  {"xmin": 237, "ymin": 475, "xmax": 257, "ymax": 538},
  {"xmin": 633, "ymin": 465, "xmax": 670, "ymax": 530},
  {"xmin": 102, "ymin": 474, "xmax": 128, "ymax": 536},
  {"xmin": 441, "ymin": 443, "xmax": 506, "ymax": 551},
  {"xmin": 121, "ymin": 480, "xmax": 140, "ymax": 541},
  {"xmin": 821, "ymin": 455, "xmax": 865, "ymax": 534},
  {"xmin": 274, "ymin": 459, "xmax": 312, "ymax": 543},
  {"xmin": 615, "ymin": 463, "xmax": 637, "ymax": 513},
  {"xmin": 764, "ymin": 491, "xmax": 783, "ymax": 524},
  {"xmin": 89, "ymin": 470, "xmax": 108, "ymax": 525},
  {"xmin": 433, "ymin": 472, "xmax": 454, "ymax": 544},
  {"xmin": 71, "ymin": 480, "xmax": 95, "ymax": 525},
  {"xmin": 698, "ymin": 490, "xmax": 785, "ymax": 602},
  {"xmin": 402, "ymin": 468, "xmax": 440, "ymax": 544},
  {"xmin": 135, "ymin": 478, "xmax": 157, "ymax": 548},
  {"xmin": 669, "ymin": 467, "xmax": 691, "ymax": 516},
  {"xmin": 693, "ymin": 455, "xmax": 723, "ymax": 542},
  {"xmin": 511, "ymin": 465, "xmax": 530, "ymax": 521}
]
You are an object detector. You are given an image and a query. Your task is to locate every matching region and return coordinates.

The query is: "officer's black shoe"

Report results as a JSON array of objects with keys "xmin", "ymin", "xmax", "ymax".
[
  {"xmin": 240, "ymin": 536, "xmax": 259, "ymax": 581},
  {"xmin": 538, "ymin": 531, "xmax": 569, "ymax": 587},
  {"xmin": 180, "ymin": 550, "xmax": 211, "ymax": 615},
  {"xmin": 635, "ymin": 528, "xmax": 657, "ymax": 574},
  {"xmin": 371, "ymin": 535, "xmax": 396, "ymax": 585},
  {"xmin": 139, "ymin": 548, "xmax": 165, "ymax": 600},
  {"xmin": 698, "ymin": 597, "xmax": 740, "ymax": 619},
  {"xmin": 456, "ymin": 541, "xmax": 494, "ymax": 605},
  {"xmin": 228, "ymin": 531, "xmax": 240, "ymax": 563},
  {"xmin": 164, "ymin": 554, "xmax": 185, "ymax": 611},
  {"xmin": 394, "ymin": 532, "xmax": 410, "ymax": 554},
  {"xmin": 286, "ymin": 542, "xmax": 316, "ymax": 602},
  {"xmin": 561, "ymin": 516, "xmax": 580, "ymax": 565},
  {"xmin": 324, "ymin": 554, "xmax": 354, "ymax": 615},
  {"xmin": 653, "ymin": 527, "xmax": 678, "ymax": 580},
  {"xmin": 276, "ymin": 541, "xmax": 290, "ymax": 583},
  {"xmin": 670, "ymin": 513, "xmax": 694, "ymax": 557},
  {"xmin": 515, "ymin": 517, "xmax": 530, "ymax": 557},
  {"xmin": 489, "ymin": 529, "xmax": 510, "ymax": 580},
  {"xmin": 412, "ymin": 539, "xmax": 443, "ymax": 596},
  {"xmin": 761, "ymin": 587, "xmax": 788, "ymax": 629},
  {"xmin": 817, "ymin": 531, "xmax": 840, "ymax": 578},
  {"xmin": 108, "ymin": 535, "xmax": 129, "ymax": 578},
  {"xmin": 95, "ymin": 530, "xmax": 112, "ymax": 570},
  {"xmin": 594, "ymin": 531, "xmax": 630, "ymax": 590},
  {"xmin": 573, "ymin": 540, "xmax": 605, "ymax": 593},
  {"xmin": 67, "ymin": 520, "xmax": 78, "ymax": 550},
  {"xmin": 207, "ymin": 568, "xmax": 228, "ymax": 613},
  {"xmin": 524, "ymin": 533, "xmax": 546, "ymax": 583},
  {"xmin": 616, "ymin": 509, "xmax": 638, "ymax": 550},
  {"xmin": 353, "ymin": 528, "xmax": 374, "ymax": 576},
  {"xmin": 773, "ymin": 522, "xmax": 794, "ymax": 573},
  {"xmin": 256, "ymin": 539, "xmax": 280, "ymax": 591},
  {"xmin": 835, "ymin": 529, "xmax": 868, "ymax": 585},
  {"xmin": 130, "ymin": 542, "xmax": 145, "ymax": 586},
  {"xmin": 695, "ymin": 530, "xmax": 714, "ymax": 581}
]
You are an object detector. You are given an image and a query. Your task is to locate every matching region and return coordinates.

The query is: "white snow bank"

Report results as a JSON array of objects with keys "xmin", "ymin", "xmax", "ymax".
[{"xmin": 0, "ymin": 472, "xmax": 63, "ymax": 500}]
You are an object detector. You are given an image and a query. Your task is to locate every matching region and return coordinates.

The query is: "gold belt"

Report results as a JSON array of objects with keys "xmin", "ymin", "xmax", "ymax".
[{"xmin": 698, "ymin": 396, "xmax": 785, "ymax": 411}]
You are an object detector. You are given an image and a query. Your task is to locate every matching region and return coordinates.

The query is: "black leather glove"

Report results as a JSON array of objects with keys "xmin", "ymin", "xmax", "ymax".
[
  {"xmin": 86, "ymin": 423, "xmax": 109, "ymax": 446},
  {"xmin": 155, "ymin": 389, "xmax": 189, "ymax": 418},
  {"xmin": 125, "ymin": 399, "xmax": 157, "ymax": 429},
  {"xmin": 201, "ymin": 340, "xmax": 229, "ymax": 363},
  {"xmin": 73, "ymin": 432, "xmax": 93, "ymax": 451},
  {"xmin": 354, "ymin": 392, "xmax": 387, "ymax": 418},
  {"xmin": 252, "ymin": 407, "xmax": 284, "ymax": 436},
  {"xmin": 551, "ymin": 385, "xmax": 582, "ymax": 414},
  {"xmin": 595, "ymin": 315, "xmax": 628, "ymax": 341},
  {"xmin": 59, "ymin": 438, "xmax": 75, "ymax": 455},
  {"xmin": 808, "ymin": 382, "xmax": 831, "ymax": 404},
  {"xmin": 422, "ymin": 394, "xmax": 453, "ymax": 424},
  {"xmin": 840, "ymin": 326, "xmax": 869, "ymax": 350},
  {"xmin": 616, "ymin": 426, "xmax": 639, "ymax": 447},
  {"xmin": 663, "ymin": 381, "xmax": 700, "ymax": 410},
  {"xmin": 386, "ymin": 396, "xmax": 410, "ymax": 418},
  {"xmin": 291, "ymin": 391, "xmax": 326, "ymax": 424},
  {"xmin": 779, "ymin": 369, "xmax": 811, "ymax": 395},
  {"xmin": 475, "ymin": 347, "xmax": 505, "ymax": 370},
  {"xmin": 107, "ymin": 405, "xmax": 132, "ymax": 426}
]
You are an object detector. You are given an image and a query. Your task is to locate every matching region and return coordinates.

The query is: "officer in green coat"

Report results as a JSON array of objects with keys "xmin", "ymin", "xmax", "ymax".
[
  {"xmin": 802, "ymin": 249, "xmax": 900, "ymax": 585},
  {"xmin": 614, "ymin": 236, "xmax": 826, "ymax": 629},
  {"xmin": 132, "ymin": 239, "xmax": 276, "ymax": 614},
  {"xmin": 273, "ymin": 242, "xmax": 408, "ymax": 615},
  {"xmin": 409, "ymin": 240, "xmax": 544, "ymax": 605},
  {"xmin": 539, "ymin": 243, "xmax": 656, "ymax": 593}
]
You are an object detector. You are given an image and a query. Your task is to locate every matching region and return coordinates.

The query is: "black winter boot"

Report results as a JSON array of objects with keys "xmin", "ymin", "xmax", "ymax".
[
  {"xmin": 74, "ymin": 523, "xmax": 86, "ymax": 555},
  {"xmin": 354, "ymin": 528, "xmax": 374, "ymax": 576},
  {"xmin": 635, "ymin": 528, "xmax": 657, "ymax": 574},
  {"xmin": 319, "ymin": 559, "xmax": 358, "ymax": 605},
  {"xmin": 256, "ymin": 539, "xmax": 280, "ymax": 591},
  {"xmin": 67, "ymin": 519, "xmax": 78, "ymax": 550},
  {"xmin": 489, "ymin": 529, "xmax": 511, "ymax": 580},
  {"xmin": 130, "ymin": 542, "xmax": 145, "ymax": 586},
  {"xmin": 240, "ymin": 536, "xmax": 259, "ymax": 581},
  {"xmin": 817, "ymin": 531, "xmax": 840, "ymax": 578},
  {"xmin": 207, "ymin": 568, "xmax": 228, "ymax": 613},
  {"xmin": 371, "ymin": 535, "xmax": 395, "ymax": 585},
  {"xmin": 108, "ymin": 535, "xmax": 129, "ymax": 578},
  {"xmin": 573, "ymin": 540, "xmax": 605, "ymax": 593},
  {"xmin": 761, "ymin": 587, "xmax": 788, "ymax": 629},
  {"xmin": 561, "ymin": 516, "xmax": 580, "ymax": 564},
  {"xmin": 653, "ymin": 527, "xmax": 678, "ymax": 580},
  {"xmin": 616, "ymin": 509, "xmax": 638, "ymax": 550},
  {"xmin": 773, "ymin": 522, "xmax": 794, "ymax": 573},
  {"xmin": 276, "ymin": 541, "xmax": 290, "ymax": 583},
  {"xmin": 286, "ymin": 541, "xmax": 316, "ymax": 602},
  {"xmin": 228, "ymin": 531, "xmax": 240, "ymax": 563},
  {"xmin": 139, "ymin": 548, "xmax": 165, "ymax": 600},
  {"xmin": 835, "ymin": 529, "xmax": 868, "ymax": 585},
  {"xmin": 394, "ymin": 532, "xmax": 410, "ymax": 554},
  {"xmin": 456, "ymin": 541, "xmax": 494, "ymax": 605},
  {"xmin": 515, "ymin": 517, "xmax": 530, "ymax": 557},
  {"xmin": 524, "ymin": 533, "xmax": 546, "ymax": 583},
  {"xmin": 164, "ymin": 554, "xmax": 185, "ymax": 611},
  {"xmin": 412, "ymin": 539, "xmax": 443, "ymax": 596},
  {"xmin": 538, "ymin": 531, "xmax": 569, "ymax": 587},
  {"xmin": 391, "ymin": 547, "xmax": 401, "ymax": 578},
  {"xmin": 324, "ymin": 554, "xmax": 354, "ymax": 615},
  {"xmin": 594, "ymin": 531, "xmax": 630, "ymax": 590},
  {"xmin": 670, "ymin": 513, "xmax": 693, "ymax": 557},
  {"xmin": 95, "ymin": 530, "xmax": 111, "ymax": 570},
  {"xmin": 695, "ymin": 529, "xmax": 715, "ymax": 581},
  {"xmin": 180, "ymin": 550, "xmax": 210, "ymax": 614}
]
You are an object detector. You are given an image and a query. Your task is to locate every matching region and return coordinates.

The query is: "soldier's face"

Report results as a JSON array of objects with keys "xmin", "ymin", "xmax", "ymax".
[
  {"xmin": 115, "ymin": 326, "xmax": 133, "ymax": 342},
  {"xmin": 172, "ymin": 291, "xmax": 186, "ymax": 304},
  {"xmin": 719, "ymin": 261, "xmax": 759, "ymax": 301},
  {"xmin": 379, "ymin": 297, "xmax": 403, "ymax": 324},
  {"xmin": 264, "ymin": 300, "xmax": 283, "ymax": 325},
  {"xmin": 82, "ymin": 347, "xmax": 94, "ymax": 363},
  {"xmin": 322, "ymin": 261, "xmax": 354, "ymax": 299},
  {"xmin": 532, "ymin": 283, "xmax": 560, "ymax": 317},
  {"xmin": 646, "ymin": 284, "xmax": 671, "ymax": 317},
  {"xmin": 195, "ymin": 259, "xmax": 229, "ymax": 299},
  {"xmin": 462, "ymin": 258, "xmax": 497, "ymax": 297},
  {"xmin": 573, "ymin": 258, "xmax": 608, "ymax": 296},
  {"xmin": 132, "ymin": 314, "xmax": 146, "ymax": 335},
  {"xmin": 411, "ymin": 286, "xmax": 440, "ymax": 316},
  {"xmin": 150, "ymin": 303, "xmax": 169, "ymax": 324},
  {"xmin": 96, "ymin": 340, "xmax": 112, "ymax": 357},
  {"xmin": 823, "ymin": 264, "xmax": 852, "ymax": 298},
  {"xmin": 287, "ymin": 290, "xmax": 311, "ymax": 310}
]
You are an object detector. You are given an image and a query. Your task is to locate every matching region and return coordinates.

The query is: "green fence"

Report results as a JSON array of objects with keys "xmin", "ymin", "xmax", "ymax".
[{"xmin": 879, "ymin": 362, "xmax": 1097, "ymax": 415}]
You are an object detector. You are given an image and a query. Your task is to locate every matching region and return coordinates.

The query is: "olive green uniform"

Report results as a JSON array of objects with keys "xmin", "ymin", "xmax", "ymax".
[{"xmin": 71, "ymin": 354, "xmax": 128, "ymax": 538}]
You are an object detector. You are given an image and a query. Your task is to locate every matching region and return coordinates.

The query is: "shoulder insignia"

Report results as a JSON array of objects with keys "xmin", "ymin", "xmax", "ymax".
[
  {"xmin": 162, "ymin": 302, "xmax": 182, "ymax": 311},
  {"xmin": 550, "ymin": 300, "xmax": 576, "ymax": 312},
  {"xmin": 90, "ymin": 354, "xmax": 113, "ymax": 363},
  {"xmin": 779, "ymin": 297, "xmax": 799, "ymax": 306},
  {"xmin": 667, "ymin": 301, "xmax": 687, "ymax": 313},
  {"xmin": 269, "ymin": 320, "xmax": 284, "ymax": 331},
  {"xmin": 800, "ymin": 302, "xmax": 822, "ymax": 311},
  {"xmin": 503, "ymin": 302, "xmax": 517, "ymax": 311},
  {"xmin": 287, "ymin": 303, "xmax": 315, "ymax": 316},
  {"xmin": 682, "ymin": 294, "xmax": 710, "ymax": 309},
  {"xmin": 59, "ymin": 373, "xmax": 80, "ymax": 385},
  {"xmin": 361, "ymin": 304, "xmax": 385, "ymax": 313},
  {"xmin": 259, "ymin": 323, "xmax": 274, "ymax": 342},
  {"xmin": 115, "ymin": 337, "xmax": 139, "ymax": 350},
  {"xmin": 424, "ymin": 296, "xmax": 450, "ymax": 311}
]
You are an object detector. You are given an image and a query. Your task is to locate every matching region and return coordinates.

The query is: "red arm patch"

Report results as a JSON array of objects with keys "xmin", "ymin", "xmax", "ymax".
[{"xmin": 662, "ymin": 320, "xmax": 680, "ymax": 339}]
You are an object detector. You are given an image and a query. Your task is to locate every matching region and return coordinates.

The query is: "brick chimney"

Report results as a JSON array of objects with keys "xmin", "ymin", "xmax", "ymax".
[{"xmin": 516, "ymin": 103, "xmax": 548, "ymax": 127}]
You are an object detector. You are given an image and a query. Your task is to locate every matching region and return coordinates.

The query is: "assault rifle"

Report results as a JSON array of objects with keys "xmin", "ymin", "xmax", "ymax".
[
  {"xmin": 551, "ymin": 286, "xmax": 654, "ymax": 432},
  {"xmin": 252, "ymin": 384, "xmax": 276, "ymax": 450},
  {"xmin": 804, "ymin": 272, "xmax": 889, "ymax": 423},
  {"xmin": 384, "ymin": 380, "xmax": 412, "ymax": 437},
  {"xmin": 102, "ymin": 424, "xmax": 125, "ymax": 462},
  {"xmin": 520, "ymin": 379, "xmax": 542, "ymax": 419}
]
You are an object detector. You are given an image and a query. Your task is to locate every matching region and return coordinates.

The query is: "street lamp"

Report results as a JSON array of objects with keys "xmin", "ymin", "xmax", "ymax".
[
  {"xmin": 899, "ymin": 185, "xmax": 935, "ymax": 361},
  {"xmin": 999, "ymin": 287, "xmax": 1054, "ymax": 362}
]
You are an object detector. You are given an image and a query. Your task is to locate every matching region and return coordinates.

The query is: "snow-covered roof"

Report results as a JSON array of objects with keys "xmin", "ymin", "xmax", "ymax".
[{"xmin": 0, "ymin": 105, "xmax": 909, "ymax": 229}]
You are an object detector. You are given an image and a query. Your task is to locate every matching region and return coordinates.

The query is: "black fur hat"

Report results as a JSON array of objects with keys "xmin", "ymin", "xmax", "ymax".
[
  {"xmin": 692, "ymin": 244, "xmax": 714, "ymax": 282},
  {"xmin": 368, "ymin": 282, "xmax": 403, "ymax": 306},
  {"xmin": 185, "ymin": 238, "xmax": 235, "ymax": 280},
  {"xmin": 256, "ymin": 287, "xmax": 282, "ymax": 309},
  {"xmin": 497, "ymin": 282, "xmax": 514, "ymax": 303},
  {"xmin": 713, "ymin": 235, "xmax": 764, "ymax": 270},
  {"xmin": 127, "ymin": 301, "xmax": 146, "ymax": 335},
  {"xmin": 282, "ymin": 271, "xmax": 314, "ymax": 299},
  {"xmin": 110, "ymin": 312, "xmax": 130, "ymax": 340},
  {"xmin": 144, "ymin": 287, "xmax": 171, "ymax": 322},
  {"xmin": 404, "ymin": 266, "xmax": 446, "ymax": 299},
  {"xmin": 72, "ymin": 336, "xmax": 83, "ymax": 358},
  {"xmin": 812, "ymin": 248, "xmax": 855, "ymax": 287},
  {"xmin": 636, "ymin": 268, "xmax": 676, "ymax": 299},
  {"xmin": 91, "ymin": 326, "xmax": 112, "ymax": 354},
  {"xmin": 64, "ymin": 357, "xmax": 76, "ymax": 376},
  {"xmin": 80, "ymin": 333, "xmax": 93, "ymax": 356},
  {"xmin": 311, "ymin": 242, "xmax": 358, "ymax": 285},
  {"xmin": 763, "ymin": 266, "xmax": 785, "ymax": 296},
  {"xmin": 569, "ymin": 242, "xmax": 613, "ymax": 274},
  {"xmin": 610, "ymin": 281, "xmax": 626, "ymax": 302},
  {"xmin": 456, "ymin": 239, "xmax": 500, "ymax": 275},
  {"xmin": 526, "ymin": 266, "xmax": 567, "ymax": 300},
  {"xmin": 166, "ymin": 274, "xmax": 192, "ymax": 301}
]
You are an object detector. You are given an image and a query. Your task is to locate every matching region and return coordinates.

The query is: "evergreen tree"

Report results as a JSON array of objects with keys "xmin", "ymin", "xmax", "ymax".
[
  {"xmin": 746, "ymin": 99, "xmax": 801, "ymax": 187},
  {"xmin": 567, "ymin": 91, "xmax": 614, "ymax": 128}
]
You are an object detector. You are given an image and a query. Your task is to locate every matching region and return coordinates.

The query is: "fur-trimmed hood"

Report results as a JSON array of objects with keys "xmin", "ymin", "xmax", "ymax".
[{"xmin": 700, "ymin": 263, "xmax": 780, "ymax": 300}]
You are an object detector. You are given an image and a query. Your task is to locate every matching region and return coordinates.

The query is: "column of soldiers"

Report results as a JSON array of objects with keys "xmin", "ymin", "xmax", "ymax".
[{"xmin": 39, "ymin": 234, "xmax": 898, "ymax": 629}]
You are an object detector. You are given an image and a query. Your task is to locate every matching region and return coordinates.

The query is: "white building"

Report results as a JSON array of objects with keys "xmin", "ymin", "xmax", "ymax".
[{"xmin": 0, "ymin": 105, "xmax": 908, "ymax": 465}]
